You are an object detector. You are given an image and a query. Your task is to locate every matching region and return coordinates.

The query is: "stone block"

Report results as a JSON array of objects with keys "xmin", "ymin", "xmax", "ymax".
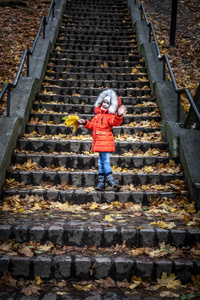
[
  {"xmin": 48, "ymin": 226, "xmax": 63, "ymax": 245},
  {"xmin": 94, "ymin": 256, "xmax": 111, "ymax": 279},
  {"xmin": 41, "ymin": 294, "xmax": 57, "ymax": 300},
  {"xmin": 66, "ymin": 227, "xmax": 84, "ymax": 246},
  {"xmin": 187, "ymin": 229, "xmax": 200, "ymax": 245},
  {"xmin": 115, "ymin": 257, "xmax": 134, "ymax": 281},
  {"xmin": 0, "ymin": 225, "xmax": 11, "ymax": 240},
  {"xmin": 121, "ymin": 228, "xmax": 138, "ymax": 247},
  {"xmin": 155, "ymin": 228, "xmax": 169, "ymax": 245},
  {"xmin": 74, "ymin": 189, "xmax": 88, "ymax": 204},
  {"xmin": 87, "ymin": 227, "xmax": 103, "ymax": 247},
  {"xmin": 30, "ymin": 226, "xmax": 45, "ymax": 242},
  {"xmin": 60, "ymin": 190, "xmax": 74, "ymax": 203},
  {"xmin": 83, "ymin": 172, "xmax": 96, "ymax": 187},
  {"xmin": 12, "ymin": 256, "xmax": 30, "ymax": 277},
  {"xmin": 174, "ymin": 260, "xmax": 194, "ymax": 283},
  {"xmin": 117, "ymin": 192, "xmax": 131, "ymax": 203},
  {"xmin": 135, "ymin": 258, "xmax": 153, "ymax": 279},
  {"xmin": 54, "ymin": 256, "xmax": 71, "ymax": 279},
  {"xmin": 102, "ymin": 191, "xmax": 116, "ymax": 203},
  {"xmin": 14, "ymin": 225, "xmax": 28, "ymax": 243},
  {"xmin": 75, "ymin": 256, "xmax": 92, "ymax": 279},
  {"xmin": 155, "ymin": 260, "xmax": 173, "ymax": 278},
  {"xmin": 140, "ymin": 229, "xmax": 155, "ymax": 247},
  {"xmin": 104, "ymin": 227, "xmax": 118, "ymax": 246},
  {"xmin": 170, "ymin": 229, "xmax": 186, "ymax": 247},
  {"xmin": 33, "ymin": 256, "xmax": 51, "ymax": 279},
  {"xmin": 0, "ymin": 255, "xmax": 9, "ymax": 276},
  {"xmin": 70, "ymin": 172, "xmax": 83, "ymax": 186}
]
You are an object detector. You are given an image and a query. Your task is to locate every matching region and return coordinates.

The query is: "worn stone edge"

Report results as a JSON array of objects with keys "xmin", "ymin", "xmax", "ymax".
[
  {"xmin": 127, "ymin": 0, "xmax": 200, "ymax": 209},
  {"xmin": 0, "ymin": 0, "xmax": 67, "ymax": 195}
]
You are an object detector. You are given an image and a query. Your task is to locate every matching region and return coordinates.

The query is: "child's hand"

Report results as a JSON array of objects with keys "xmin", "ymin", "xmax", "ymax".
[
  {"xmin": 117, "ymin": 105, "xmax": 127, "ymax": 116},
  {"xmin": 77, "ymin": 119, "xmax": 86, "ymax": 124}
]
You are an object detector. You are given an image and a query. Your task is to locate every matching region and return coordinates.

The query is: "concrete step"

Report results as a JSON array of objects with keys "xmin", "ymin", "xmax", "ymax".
[
  {"xmin": 2, "ymin": 188, "xmax": 185, "ymax": 204},
  {"xmin": 55, "ymin": 40, "xmax": 137, "ymax": 47},
  {"xmin": 46, "ymin": 65, "xmax": 147, "ymax": 75},
  {"xmin": 16, "ymin": 139, "xmax": 168, "ymax": 153},
  {"xmin": 0, "ymin": 252, "xmax": 198, "ymax": 283},
  {"xmin": 40, "ymin": 86, "xmax": 151, "ymax": 98},
  {"xmin": 36, "ymin": 94, "xmax": 154, "ymax": 105},
  {"xmin": 11, "ymin": 154, "xmax": 173, "ymax": 170},
  {"xmin": 59, "ymin": 28, "xmax": 136, "ymax": 37},
  {"xmin": 28, "ymin": 113, "xmax": 160, "ymax": 124},
  {"xmin": 7, "ymin": 169, "xmax": 183, "ymax": 187},
  {"xmin": 56, "ymin": 35, "xmax": 136, "ymax": 43},
  {"xmin": 25, "ymin": 124, "xmax": 160, "ymax": 135},
  {"xmin": 48, "ymin": 55, "xmax": 144, "ymax": 65},
  {"xmin": 42, "ymin": 79, "xmax": 150, "ymax": 90},
  {"xmin": 0, "ymin": 218, "xmax": 198, "ymax": 248},
  {"xmin": 0, "ymin": 290, "xmax": 180, "ymax": 300},
  {"xmin": 31, "ymin": 103, "xmax": 156, "ymax": 115}
]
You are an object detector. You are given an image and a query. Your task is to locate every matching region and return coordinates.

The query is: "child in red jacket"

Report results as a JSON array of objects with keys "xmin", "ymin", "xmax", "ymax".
[{"xmin": 77, "ymin": 89, "xmax": 127, "ymax": 191}]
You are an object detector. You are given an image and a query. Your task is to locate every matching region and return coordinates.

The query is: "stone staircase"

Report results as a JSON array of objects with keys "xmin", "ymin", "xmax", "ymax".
[{"xmin": 0, "ymin": 0, "xmax": 199, "ymax": 298}]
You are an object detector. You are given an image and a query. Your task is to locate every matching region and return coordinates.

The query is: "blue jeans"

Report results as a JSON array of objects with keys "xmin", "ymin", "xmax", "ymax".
[{"xmin": 98, "ymin": 152, "xmax": 112, "ymax": 175}]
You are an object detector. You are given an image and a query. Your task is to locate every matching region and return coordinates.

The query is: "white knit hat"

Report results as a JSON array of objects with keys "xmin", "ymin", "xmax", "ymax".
[{"xmin": 103, "ymin": 96, "xmax": 111, "ymax": 104}]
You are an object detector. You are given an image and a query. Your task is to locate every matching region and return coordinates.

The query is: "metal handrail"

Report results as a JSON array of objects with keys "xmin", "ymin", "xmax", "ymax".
[
  {"xmin": 134, "ymin": 0, "xmax": 200, "ymax": 124},
  {"xmin": 0, "ymin": 0, "xmax": 59, "ymax": 117}
]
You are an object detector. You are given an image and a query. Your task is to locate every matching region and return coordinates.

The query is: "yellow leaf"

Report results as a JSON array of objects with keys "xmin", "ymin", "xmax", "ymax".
[
  {"xmin": 159, "ymin": 291, "xmax": 179, "ymax": 298},
  {"xmin": 34, "ymin": 276, "xmax": 43, "ymax": 286},
  {"xmin": 157, "ymin": 273, "xmax": 181, "ymax": 289},
  {"xmin": 150, "ymin": 221, "xmax": 168, "ymax": 228},
  {"xmin": 104, "ymin": 215, "xmax": 114, "ymax": 222},
  {"xmin": 191, "ymin": 274, "xmax": 200, "ymax": 286},
  {"xmin": 150, "ymin": 221, "xmax": 175, "ymax": 229},
  {"xmin": 89, "ymin": 202, "xmax": 99, "ymax": 210},
  {"xmin": 63, "ymin": 115, "xmax": 80, "ymax": 132},
  {"xmin": 73, "ymin": 284, "xmax": 92, "ymax": 291},
  {"xmin": 101, "ymin": 62, "xmax": 108, "ymax": 68}
]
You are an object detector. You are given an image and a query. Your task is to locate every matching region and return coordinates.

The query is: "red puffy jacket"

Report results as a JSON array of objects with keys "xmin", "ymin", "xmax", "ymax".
[{"xmin": 84, "ymin": 96, "xmax": 123, "ymax": 152}]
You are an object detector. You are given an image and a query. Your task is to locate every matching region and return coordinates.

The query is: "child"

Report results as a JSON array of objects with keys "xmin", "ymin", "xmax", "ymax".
[{"xmin": 77, "ymin": 89, "xmax": 127, "ymax": 191}]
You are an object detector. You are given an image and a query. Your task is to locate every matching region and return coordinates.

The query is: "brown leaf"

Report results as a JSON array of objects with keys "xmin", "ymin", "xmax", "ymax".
[
  {"xmin": 21, "ymin": 284, "xmax": 41, "ymax": 296},
  {"xmin": 18, "ymin": 246, "xmax": 34, "ymax": 257}
]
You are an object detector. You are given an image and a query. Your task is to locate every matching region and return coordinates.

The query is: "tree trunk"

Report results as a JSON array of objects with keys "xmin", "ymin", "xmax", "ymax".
[{"xmin": 184, "ymin": 83, "xmax": 200, "ymax": 129}]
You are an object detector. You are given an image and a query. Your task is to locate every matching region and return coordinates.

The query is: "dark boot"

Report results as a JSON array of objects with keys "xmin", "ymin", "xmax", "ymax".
[
  {"xmin": 95, "ymin": 174, "xmax": 105, "ymax": 191},
  {"xmin": 105, "ymin": 173, "xmax": 121, "ymax": 191}
]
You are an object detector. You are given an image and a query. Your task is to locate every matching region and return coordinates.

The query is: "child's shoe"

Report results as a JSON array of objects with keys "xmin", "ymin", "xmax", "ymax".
[
  {"xmin": 95, "ymin": 174, "xmax": 105, "ymax": 191},
  {"xmin": 105, "ymin": 173, "xmax": 121, "ymax": 191}
]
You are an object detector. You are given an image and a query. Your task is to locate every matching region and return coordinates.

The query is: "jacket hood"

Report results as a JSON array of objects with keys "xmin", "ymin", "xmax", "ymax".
[{"xmin": 94, "ymin": 89, "xmax": 121, "ymax": 114}]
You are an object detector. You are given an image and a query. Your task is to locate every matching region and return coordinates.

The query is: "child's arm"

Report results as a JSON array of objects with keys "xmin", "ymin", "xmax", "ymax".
[
  {"xmin": 77, "ymin": 118, "xmax": 94, "ymax": 130},
  {"xmin": 117, "ymin": 105, "xmax": 127, "ymax": 117},
  {"xmin": 108, "ymin": 105, "xmax": 127, "ymax": 127},
  {"xmin": 77, "ymin": 119, "xmax": 87, "ymax": 125}
]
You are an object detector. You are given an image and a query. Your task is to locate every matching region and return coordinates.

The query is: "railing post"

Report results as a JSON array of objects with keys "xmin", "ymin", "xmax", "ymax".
[
  {"xmin": 6, "ymin": 87, "xmax": 11, "ymax": 117},
  {"xmin": 27, "ymin": 52, "xmax": 30, "ymax": 77},
  {"xmin": 43, "ymin": 19, "xmax": 46, "ymax": 39},
  {"xmin": 163, "ymin": 60, "xmax": 166, "ymax": 81},
  {"xmin": 177, "ymin": 93, "xmax": 181, "ymax": 123},
  {"xmin": 53, "ymin": 0, "xmax": 55, "ymax": 18},
  {"xmin": 149, "ymin": 26, "xmax": 151, "ymax": 42}
]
